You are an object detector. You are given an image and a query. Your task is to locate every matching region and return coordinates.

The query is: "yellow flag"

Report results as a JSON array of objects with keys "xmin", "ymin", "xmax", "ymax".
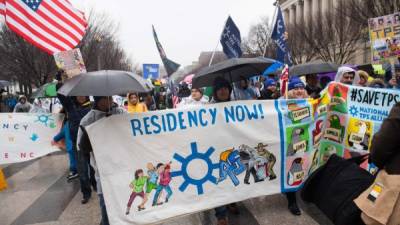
[{"xmin": 0, "ymin": 168, "xmax": 8, "ymax": 191}]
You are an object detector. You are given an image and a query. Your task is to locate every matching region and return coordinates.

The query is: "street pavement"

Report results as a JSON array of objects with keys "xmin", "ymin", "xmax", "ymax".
[{"xmin": 0, "ymin": 152, "xmax": 333, "ymax": 225}]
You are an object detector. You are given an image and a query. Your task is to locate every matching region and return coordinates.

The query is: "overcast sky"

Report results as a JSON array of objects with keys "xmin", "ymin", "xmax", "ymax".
[{"xmin": 70, "ymin": 0, "xmax": 275, "ymax": 68}]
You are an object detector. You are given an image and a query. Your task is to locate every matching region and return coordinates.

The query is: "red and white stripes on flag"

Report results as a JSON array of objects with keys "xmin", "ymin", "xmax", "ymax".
[
  {"xmin": 2, "ymin": 0, "xmax": 87, "ymax": 54},
  {"xmin": 0, "ymin": 0, "xmax": 5, "ymax": 16},
  {"xmin": 280, "ymin": 64, "xmax": 289, "ymax": 97}
]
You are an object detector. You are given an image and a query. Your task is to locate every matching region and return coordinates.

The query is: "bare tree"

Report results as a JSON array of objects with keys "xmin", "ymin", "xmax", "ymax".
[
  {"xmin": 286, "ymin": 24, "xmax": 316, "ymax": 64},
  {"xmin": 347, "ymin": 0, "xmax": 400, "ymax": 26},
  {"xmin": 242, "ymin": 17, "xmax": 276, "ymax": 58},
  {"xmin": 297, "ymin": 0, "xmax": 364, "ymax": 64},
  {"xmin": 0, "ymin": 11, "xmax": 133, "ymax": 96}
]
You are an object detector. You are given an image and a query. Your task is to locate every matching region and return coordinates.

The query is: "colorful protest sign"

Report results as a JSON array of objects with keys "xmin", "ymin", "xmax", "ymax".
[
  {"xmin": 368, "ymin": 12, "xmax": 400, "ymax": 63},
  {"xmin": 54, "ymin": 48, "xmax": 87, "ymax": 78},
  {"xmin": 0, "ymin": 113, "xmax": 64, "ymax": 165},
  {"xmin": 86, "ymin": 82, "xmax": 399, "ymax": 224},
  {"xmin": 143, "ymin": 64, "xmax": 160, "ymax": 79}
]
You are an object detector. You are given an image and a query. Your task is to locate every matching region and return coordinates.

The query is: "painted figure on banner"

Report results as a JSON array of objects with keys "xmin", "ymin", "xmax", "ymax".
[
  {"xmin": 126, "ymin": 169, "xmax": 148, "ymax": 215},
  {"xmin": 152, "ymin": 162, "xmax": 173, "ymax": 206},
  {"xmin": 145, "ymin": 163, "xmax": 159, "ymax": 199},
  {"xmin": 255, "ymin": 143, "xmax": 277, "ymax": 180},
  {"xmin": 346, "ymin": 119, "xmax": 373, "ymax": 151},
  {"xmin": 238, "ymin": 144, "xmax": 264, "ymax": 184},
  {"xmin": 287, "ymin": 157, "xmax": 305, "ymax": 187},
  {"xmin": 218, "ymin": 148, "xmax": 246, "ymax": 186},
  {"xmin": 286, "ymin": 125, "xmax": 309, "ymax": 156},
  {"xmin": 324, "ymin": 114, "xmax": 346, "ymax": 143}
]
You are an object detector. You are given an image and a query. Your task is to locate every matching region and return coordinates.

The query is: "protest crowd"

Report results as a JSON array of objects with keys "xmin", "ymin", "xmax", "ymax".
[{"xmin": 1, "ymin": 1, "xmax": 400, "ymax": 225}]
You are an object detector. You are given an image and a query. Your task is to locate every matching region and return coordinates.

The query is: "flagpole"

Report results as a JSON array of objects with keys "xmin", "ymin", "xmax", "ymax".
[
  {"xmin": 263, "ymin": 2, "xmax": 279, "ymax": 57},
  {"xmin": 208, "ymin": 16, "xmax": 230, "ymax": 66}
]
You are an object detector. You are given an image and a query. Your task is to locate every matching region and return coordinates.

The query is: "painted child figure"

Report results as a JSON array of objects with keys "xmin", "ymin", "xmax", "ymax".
[
  {"xmin": 146, "ymin": 163, "xmax": 158, "ymax": 196},
  {"xmin": 126, "ymin": 169, "xmax": 148, "ymax": 215},
  {"xmin": 152, "ymin": 162, "xmax": 173, "ymax": 206}
]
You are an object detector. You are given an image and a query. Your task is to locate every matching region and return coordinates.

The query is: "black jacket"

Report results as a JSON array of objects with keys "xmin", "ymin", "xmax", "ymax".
[{"xmin": 370, "ymin": 102, "xmax": 400, "ymax": 174}]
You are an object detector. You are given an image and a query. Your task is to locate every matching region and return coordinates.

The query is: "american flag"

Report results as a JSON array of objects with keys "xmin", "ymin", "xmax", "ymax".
[
  {"xmin": 280, "ymin": 64, "xmax": 289, "ymax": 97},
  {"xmin": 0, "ymin": 0, "xmax": 87, "ymax": 54}
]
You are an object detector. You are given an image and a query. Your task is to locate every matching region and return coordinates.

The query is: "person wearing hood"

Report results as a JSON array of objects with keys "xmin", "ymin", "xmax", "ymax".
[
  {"xmin": 357, "ymin": 70, "xmax": 370, "ymax": 87},
  {"xmin": 77, "ymin": 96, "xmax": 125, "ymax": 225},
  {"xmin": 13, "ymin": 95, "xmax": 32, "ymax": 112},
  {"xmin": 260, "ymin": 78, "xmax": 280, "ymax": 100},
  {"xmin": 334, "ymin": 66, "xmax": 360, "ymax": 86},
  {"xmin": 177, "ymin": 88, "xmax": 209, "ymax": 108},
  {"xmin": 127, "ymin": 93, "xmax": 148, "ymax": 113}
]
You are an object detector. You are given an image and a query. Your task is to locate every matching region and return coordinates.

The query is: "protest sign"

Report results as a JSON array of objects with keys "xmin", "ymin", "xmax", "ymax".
[
  {"xmin": 87, "ymin": 82, "xmax": 399, "ymax": 224},
  {"xmin": 368, "ymin": 12, "xmax": 400, "ymax": 63},
  {"xmin": 0, "ymin": 113, "xmax": 64, "ymax": 165},
  {"xmin": 143, "ymin": 64, "xmax": 160, "ymax": 79},
  {"xmin": 54, "ymin": 48, "xmax": 87, "ymax": 78}
]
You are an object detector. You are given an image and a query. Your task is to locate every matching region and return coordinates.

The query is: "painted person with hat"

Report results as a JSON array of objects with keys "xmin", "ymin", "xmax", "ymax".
[{"xmin": 255, "ymin": 143, "xmax": 277, "ymax": 180}]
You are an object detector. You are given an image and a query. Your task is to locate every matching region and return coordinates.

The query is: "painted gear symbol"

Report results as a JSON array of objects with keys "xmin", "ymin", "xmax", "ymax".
[
  {"xmin": 171, "ymin": 142, "xmax": 219, "ymax": 195},
  {"xmin": 349, "ymin": 106, "xmax": 359, "ymax": 117}
]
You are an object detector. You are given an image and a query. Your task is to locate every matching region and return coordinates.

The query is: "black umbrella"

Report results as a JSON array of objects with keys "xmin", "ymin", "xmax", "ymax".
[
  {"xmin": 58, "ymin": 70, "xmax": 153, "ymax": 96},
  {"xmin": 289, "ymin": 61, "xmax": 339, "ymax": 76},
  {"xmin": 192, "ymin": 57, "xmax": 277, "ymax": 88}
]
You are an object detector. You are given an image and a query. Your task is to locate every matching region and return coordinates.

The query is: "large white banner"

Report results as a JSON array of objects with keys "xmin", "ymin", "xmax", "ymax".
[
  {"xmin": 0, "ymin": 113, "xmax": 64, "ymax": 165},
  {"xmin": 87, "ymin": 100, "xmax": 282, "ymax": 225},
  {"xmin": 87, "ymin": 83, "xmax": 400, "ymax": 225}
]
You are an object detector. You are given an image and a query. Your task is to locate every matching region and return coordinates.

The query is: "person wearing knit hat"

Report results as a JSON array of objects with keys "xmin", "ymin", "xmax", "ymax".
[
  {"xmin": 260, "ymin": 78, "xmax": 280, "ymax": 99},
  {"xmin": 212, "ymin": 77, "xmax": 233, "ymax": 103},
  {"xmin": 357, "ymin": 70, "xmax": 370, "ymax": 87},
  {"xmin": 287, "ymin": 76, "xmax": 309, "ymax": 99}
]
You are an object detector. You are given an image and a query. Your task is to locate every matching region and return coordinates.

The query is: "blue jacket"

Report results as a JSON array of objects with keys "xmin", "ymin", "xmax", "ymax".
[{"xmin": 53, "ymin": 121, "xmax": 73, "ymax": 153}]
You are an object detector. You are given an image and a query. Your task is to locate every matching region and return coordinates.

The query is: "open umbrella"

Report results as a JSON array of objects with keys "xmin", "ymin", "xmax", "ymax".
[
  {"xmin": 192, "ymin": 57, "xmax": 277, "ymax": 88},
  {"xmin": 289, "ymin": 61, "xmax": 339, "ymax": 76},
  {"xmin": 31, "ymin": 82, "xmax": 57, "ymax": 99},
  {"xmin": 58, "ymin": 70, "xmax": 153, "ymax": 96}
]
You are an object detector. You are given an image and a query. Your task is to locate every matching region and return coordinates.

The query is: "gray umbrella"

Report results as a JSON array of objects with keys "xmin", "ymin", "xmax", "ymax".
[
  {"xmin": 57, "ymin": 70, "xmax": 153, "ymax": 96},
  {"xmin": 0, "ymin": 80, "xmax": 11, "ymax": 88},
  {"xmin": 289, "ymin": 61, "xmax": 339, "ymax": 76},
  {"xmin": 192, "ymin": 57, "xmax": 277, "ymax": 88}
]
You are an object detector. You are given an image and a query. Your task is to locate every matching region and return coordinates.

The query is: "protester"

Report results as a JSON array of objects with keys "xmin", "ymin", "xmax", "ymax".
[
  {"xmin": 13, "ymin": 95, "xmax": 32, "ymax": 112},
  {"xmin": 260, "ymin": 78, "xmax": 280, "ymax": 100},
  {"xmin": 177, "ymin": 88, "xmax": 208, "ymax": 108},
  {"xmin": 232, "ymin": 76, "xmax": 258, "ymax": 100},
  {"xmin": 320, "ymin": 76, "xmax": 332, "ymax": 89},
  {"xmin": 368, "ymin": 78, "xmax": 386, "ymax": 89},
  {"xmin": 56, "ymin": 70, "xmax": 95, "ymax": 205},
  {"xmin": 144, "ymin": 93, "xmax": 157, "ymax": 111},
  {"xmin": 78, "ymin": 96, "xmax": 125, "ymax": 225},
  {"xmin": 127, "ymin": 93, "xmax": 148, "ymax": 113},
  {"xmin": 286, "ymin": 76, "xmax": 309, "ymax": 99},
  {"xmin": 52, "ymin": 118, "xmax": 78, "ymax": 181},
  {"xmin": 334, "ymin": 66, "xmax": 360, "ymax": 85},
  {"xmin": 210, "ymin": 77, "xmax": 239, "ymax": 225},
  {"xmin": 370, "ymin": 102, "xmax": 400, "ymax": 175},
  {"xmin": 388, "ymin": 64, "xmax": 400, "ymax": 89},
  {"xmin": 357, "ymin": 70, "xmax": 370, "ymax": 87},
  {"xmin": 304, "ymin": 74, "xmax": 322, "ymax": 98}
]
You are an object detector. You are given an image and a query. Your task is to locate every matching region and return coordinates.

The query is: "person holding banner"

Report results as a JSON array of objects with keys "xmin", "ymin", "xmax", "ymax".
[
  {"xmin": 177, "ymin": 88, "xmax": 209, "ymax": 108},
  {"xmin": 260, "ymin": 78, "xmax": 280, "ymax": 100},
  {"xmin": 127, "ymin": 93, "xmax": 148, "ymax": 113},
  {"xmin": 78, "ymin": 96, "xmax": 126, "ymax": 225}
]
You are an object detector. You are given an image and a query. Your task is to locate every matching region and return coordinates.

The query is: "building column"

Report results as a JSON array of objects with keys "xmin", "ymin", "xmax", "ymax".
[
  {"xmin": 312, "ymin": 0, "xmax": 319, "ymax": 22},
  {"xmin": 296, "ymin": 0, "xmax": 304, "ymax": 26},
  {"xmin": 321, "ymin": 0, "xmax": 329, "ymax": 14},
  {"xmin": 284, "ymin": 9, "xmax": 290, "ymax": 26},
  {"xmin": 289, "ymin": 4, "xmax": 296, "ymax": 25},
  {"xmin": 303, "ymin": 0, "xmax": 311, "ymax": 26}
]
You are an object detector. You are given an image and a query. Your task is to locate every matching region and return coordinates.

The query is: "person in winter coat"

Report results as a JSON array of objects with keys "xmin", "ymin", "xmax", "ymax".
[
  {"xmin": 368, "ymin": 79, "xmax": 386, "ymax": 89},
  {"xmin": 358, "ymin": 70, "xmax": 370, "ymax": 87},
  {"xmin": 232, "ymin": 76, "xmax": 258, "ymax": 100},
  {"xmin": 56, "ymin": 70, "xmax": 95, "ymax": 204},
  {"xmin": 177, "ymin": 88, "xmax": 209, "ymax": 108},
  {"xmin": 335, "ymin": 66, "xmax": 360, "ymax": 86},
  {"xmin": 52, "ymin": 119, "xmax": 78, "ymax": 181},
  {"xmin": 13, "ymin": 95, "xmax": 32, "ymax": 112},
  {"xmin": 305, "ymin": 74, "xmax": 322, "ymax": 98},
  {"xmin": 388, "ymin": 64, "xmax": 400, "ymax": 89},
  {"xmin": 77, "ymin": 96, "xmax": 125, "ymax": 225},
  {"xmin": 370, "ymin": 102, "xmax": 400, "ymax": 175},
  {"xmin": 260, "ymin": 78, "xmax": 280, "ymax": 100},
  {"xmin": 127, "ymin": 93, "xmax": 148, "ymax": 113}
]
